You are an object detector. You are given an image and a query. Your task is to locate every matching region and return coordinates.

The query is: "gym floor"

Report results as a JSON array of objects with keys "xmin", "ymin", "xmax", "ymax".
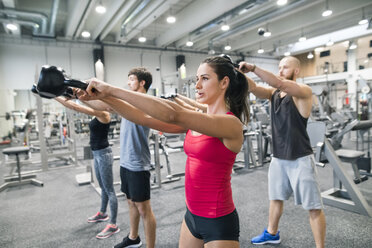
[{"xmin": 0, "ymin": 136, "xmax": 372, "ymax": 248}]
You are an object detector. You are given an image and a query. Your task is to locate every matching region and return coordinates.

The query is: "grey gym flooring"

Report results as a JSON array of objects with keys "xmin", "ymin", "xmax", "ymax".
[{"xmin": 0, "ymin": 138, "xmax": 372, "ymax": 248}]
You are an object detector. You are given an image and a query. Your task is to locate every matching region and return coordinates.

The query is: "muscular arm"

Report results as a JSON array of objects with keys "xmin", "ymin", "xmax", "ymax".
[
  {"xmin": 240, "ymin": 62, "xmax": 312, "ymax": 99},
  {"xmin": 82, "ymin": 80, "xmax": 243, "ymax": 141},
  {"xmin": 173, "ymin": 97, "xmax": 199, "ymax": 111},
  {"xmin": 80, "ymin": 99, "xmax": 112, "ymax": 112},
  {"xmin": 175, "ymin": 94, "xmax": 207, "ymax": 112},
  {"xmin": 245, "ymin": 74, "xmax": 275, "ymax": 100},
  {"xmin": 254, "ymin": 66, "xmax": 312, "ymax": 98},
  {"xmin": 101, "ymin": 97, "xmax": 185, "ymax": 133},
  {"xmin": 55, "ymin": 97, "xmax": 110, "ymax": 123},
  {"xmin": 240, "ymin": 61, "xmax": 313, "ymax": 117},
  {"xmin": 74, "ymin": 89, "xmax": 113, "ymax": 112}
]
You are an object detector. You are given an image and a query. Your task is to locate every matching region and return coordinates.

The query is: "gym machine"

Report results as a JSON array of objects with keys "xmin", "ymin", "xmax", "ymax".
[
  {"xmin": 150, "ymin": 131, "xmax": 162, "ymax": 189},
  {"xmin": 0, "ymin": 146, "xmax": 43, "ymax": 193},
  {"xmin": 307, "ymin": 121, "xmax": 372, "ymax": 217},
  {"xmin": 329, "ymin": 119, "xmax": 372, "ymax": 182},
  {"xmin": 0, "ymin": 119, "xmax": 44, "ymax": 193},
  {"xmin": 149, "ymin": 131, "xmax": 181, "ymax": 188},
  {"xmin": 33, "ymin": 94, "xmax": 78, "ymax": 170},
  {"xmin": 311, "ymin": 85, "xmax": 335, "ymax": 121},
  {"xmin": 235, "ymin": 104, "xmax": 271, "ymax": 170}
]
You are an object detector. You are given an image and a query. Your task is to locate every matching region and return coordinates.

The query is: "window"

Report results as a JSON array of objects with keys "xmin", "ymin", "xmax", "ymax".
[{"xmin": 320, "ymin": 50, "xmax": 330, "ymax": 57}]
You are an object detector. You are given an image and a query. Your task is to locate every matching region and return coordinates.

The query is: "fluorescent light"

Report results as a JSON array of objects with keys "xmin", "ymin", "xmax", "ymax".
[
  {"xmin": 257, "ymin": 48, "xmax": 264, "ymax": 54},
  {"xmin": 224, "ymin": 45, "xmax": 232, "ymax": 51},
  {"xmin": 284, "ymin": 52, "xmax": 291, "ymax": 56},
  {"xmin": 208, "ymin": 49, "xmax": 216, "ymax": 55},
  {"xmin": 239, "ymin": 9, "xmax": 248, "ymax": 15},
  {"xmin": 307, "ymin": 52, "xmax": 314, "ymax": 59},
  {"xmin": 138, "ymin": 36, "xmax": 146, "ymax": 42},
  {"xmin": 314, "ymin": 47, "xmax": 324, "ymax": 53},
  {"xmin": 364, "ymin": 59, "xmax": 369, "ymax": 64},
  {"xmin": 277, "ymin": 0, "xmax": 287, "ymax": 6},
  {"xmin": 322, "ymin": 9, "xmax": 332, "ymax": 17},
  {"xmin": 186, "ymin": 41, "xmax": 193, "ymax": 47},
  {"xmin": 166, "ymin": 16, "xmax": 176, "ymax": 24},
  {"xmin": 81, "ymin": 31, "xmax": 91, "ymax": 38},
  {"xmin": 263, "ymin": 31, "xmax": 271, "ymax": 37},
  {"xmin": 299, "ymin": 36, "xmax": 306, "ymax": 42},
  {"xmin": 221, "ymin": 24, "xmax": 230, "ymax": 31},
  {"xmin": 359, "ymin": 19, "xmax": 368, "ymax": 25},
  {"xmin": 95, "ymin": 4, "xmax": 106, "ymax": 14},
  {"xmin": 6, "ymin": 23, "xmax": 17, "ymax": 31}
]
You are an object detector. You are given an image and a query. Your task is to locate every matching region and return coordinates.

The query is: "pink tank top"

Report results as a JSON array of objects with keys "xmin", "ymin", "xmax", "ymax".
[{"xmin": 183, "ymin": 113, "xmax": 237, "ymax": 218}]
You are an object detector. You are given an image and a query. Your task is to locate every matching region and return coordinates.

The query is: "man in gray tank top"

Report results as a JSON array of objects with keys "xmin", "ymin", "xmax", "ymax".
[{"xmin": 239, "ymin": 57, "xmax": 326, "ymax": 248}]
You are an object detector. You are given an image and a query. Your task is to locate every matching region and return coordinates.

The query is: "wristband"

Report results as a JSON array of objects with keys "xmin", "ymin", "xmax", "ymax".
[{"xmin": 251, "ymin": 64, "xmax": 256, "ymax": 72}]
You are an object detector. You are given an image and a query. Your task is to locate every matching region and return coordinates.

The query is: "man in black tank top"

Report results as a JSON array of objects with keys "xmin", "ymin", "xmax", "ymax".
[{"xmin": 239, "ymin": 57, "xmax": 326, "ymax": 248}]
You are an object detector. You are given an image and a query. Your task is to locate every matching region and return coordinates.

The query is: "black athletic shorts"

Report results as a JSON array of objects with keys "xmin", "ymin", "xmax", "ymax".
[
  {"xmin": 184, "ymin": 207, "xmax": 240, "ymax": 243},
  {"xmin": 120, "ymin": 166, "xmax": 151, "ymax": 202}
]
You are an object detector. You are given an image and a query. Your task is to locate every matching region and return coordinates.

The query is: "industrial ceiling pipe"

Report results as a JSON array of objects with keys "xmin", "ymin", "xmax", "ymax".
[
  {"xmin": 48, "ymin": 0, "xmax": 60, "ymax": 36},
  {"xmin": 0, "ymin": 8, "xmax": 48, "ymax": 34},
  {"xmin": 0, "ymin": 18, "xmax": 39, "ymax": 34}
]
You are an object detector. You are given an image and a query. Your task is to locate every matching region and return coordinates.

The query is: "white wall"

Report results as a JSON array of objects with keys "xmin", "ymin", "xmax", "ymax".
[{"xmin": 0, "ymin": 44, "xmax": 94, "ymax": 89}]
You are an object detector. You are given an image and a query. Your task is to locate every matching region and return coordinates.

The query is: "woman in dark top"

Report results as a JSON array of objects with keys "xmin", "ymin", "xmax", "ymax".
[{"xmin": 55, "ymin": 96, "xmax": 119, "ymax": 239}]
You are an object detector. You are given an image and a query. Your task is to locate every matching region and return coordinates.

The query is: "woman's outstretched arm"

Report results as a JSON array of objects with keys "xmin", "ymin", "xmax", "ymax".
[{"xmin": 81, "ymin": 79, "xmax": 243, "ymax": 141}]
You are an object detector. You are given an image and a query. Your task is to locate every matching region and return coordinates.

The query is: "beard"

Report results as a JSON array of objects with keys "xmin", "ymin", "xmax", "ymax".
[{"xmin": 286, "ymin": 71, "xmax": 295, "ymax": 80}]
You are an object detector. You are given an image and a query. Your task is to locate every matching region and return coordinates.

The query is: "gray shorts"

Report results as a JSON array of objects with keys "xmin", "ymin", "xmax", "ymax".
[{"xmin": 268, "ymin": 154, "xmax": 323, "ymax": 210}]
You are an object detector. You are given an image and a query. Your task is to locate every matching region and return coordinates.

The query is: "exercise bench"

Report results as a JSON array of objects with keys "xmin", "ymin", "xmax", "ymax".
[{"xmin": 0, "ymin": 146, "xmax": 43, "ymax": 192}]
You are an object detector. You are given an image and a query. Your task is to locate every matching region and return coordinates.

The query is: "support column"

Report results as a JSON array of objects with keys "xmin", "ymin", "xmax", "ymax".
[
  {"xmin": 36, "ymin": 95, "xmax": 48, "ymax": 171},
  {"xmin": 347, "ymin": 47, "xmax": 358, "ymax": 111}
]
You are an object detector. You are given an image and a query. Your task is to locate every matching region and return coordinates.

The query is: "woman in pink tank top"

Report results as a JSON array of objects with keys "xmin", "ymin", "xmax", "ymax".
[{"xmin": 80, "ymin": 55, "xmax": 250, "ymax": 248}]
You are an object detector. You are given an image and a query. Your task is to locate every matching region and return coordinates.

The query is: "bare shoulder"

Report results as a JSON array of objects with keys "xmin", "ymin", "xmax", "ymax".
[{"xmin": 299, "ymin": 82, "xmax": 312, "ymax": 94}]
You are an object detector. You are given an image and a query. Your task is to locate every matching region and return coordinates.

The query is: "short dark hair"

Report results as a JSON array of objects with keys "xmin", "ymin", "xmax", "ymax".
[
  {"xmin": 202, "ymin": 56, "xmax": 250, "ymax": 124},
  {"xmin": 128, "ymin": 67, "xmax": 152, "ymax": 92}
]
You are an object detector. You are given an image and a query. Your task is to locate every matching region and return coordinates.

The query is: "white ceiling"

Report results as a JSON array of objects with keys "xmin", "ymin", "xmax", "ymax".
[{"xmin": 1, "ymin": 0, "xmax": 372, "ymax": 57}]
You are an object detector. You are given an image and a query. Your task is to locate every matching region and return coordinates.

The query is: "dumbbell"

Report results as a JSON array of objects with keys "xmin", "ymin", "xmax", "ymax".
[{"xmin": 0, "ymin": 112, "xmax": 11, "ymax": 120}]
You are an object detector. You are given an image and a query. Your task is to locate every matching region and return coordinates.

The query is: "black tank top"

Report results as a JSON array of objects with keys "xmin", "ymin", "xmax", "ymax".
[
  {"xmin": 271, "ymin": 90, "xmax": 312, "ymax": 160},
  {"xmin": 89, "ymin": 118, "xmax": 110, "ymax": 151}
]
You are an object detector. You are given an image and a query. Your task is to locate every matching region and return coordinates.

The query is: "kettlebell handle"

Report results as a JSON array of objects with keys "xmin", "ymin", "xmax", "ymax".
[
  {"xmin": 65, "ymin": 79, "xmax": 88, "ymax": 90},
  {"xmin": 65, "ymin": 79, "xmax": 95, "ymax": 92}
]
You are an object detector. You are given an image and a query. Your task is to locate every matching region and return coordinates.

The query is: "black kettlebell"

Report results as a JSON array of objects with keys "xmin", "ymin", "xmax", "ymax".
[
  {"xmin": 36, "ymin": 65, "xmax": 91, "ymax": 98},
  {"xmin": 32, "ymin": 83, "xmax": 75, "ymax": 100},
  {"xmin": 31, "ymin": 83, "xmax": 54, "ymax": 99}
]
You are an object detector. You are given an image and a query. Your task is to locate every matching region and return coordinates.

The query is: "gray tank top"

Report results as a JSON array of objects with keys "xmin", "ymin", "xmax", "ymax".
[
  {"xmin": 270, "ymin": 90, "xmax": 313, "ymax": 160},
  {"xmin": 120, "ymin": 117, "xmax": 151, "ymax": 171}
]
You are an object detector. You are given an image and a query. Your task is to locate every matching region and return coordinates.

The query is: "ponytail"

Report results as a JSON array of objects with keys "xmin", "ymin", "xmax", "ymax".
[
  {"xmin": 227, "ymin": 69, "xmax": 250, "ymax": 125},
  {"xmin": 202, "ymin": 56, "xmax": 250, "ymax": 124}
]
